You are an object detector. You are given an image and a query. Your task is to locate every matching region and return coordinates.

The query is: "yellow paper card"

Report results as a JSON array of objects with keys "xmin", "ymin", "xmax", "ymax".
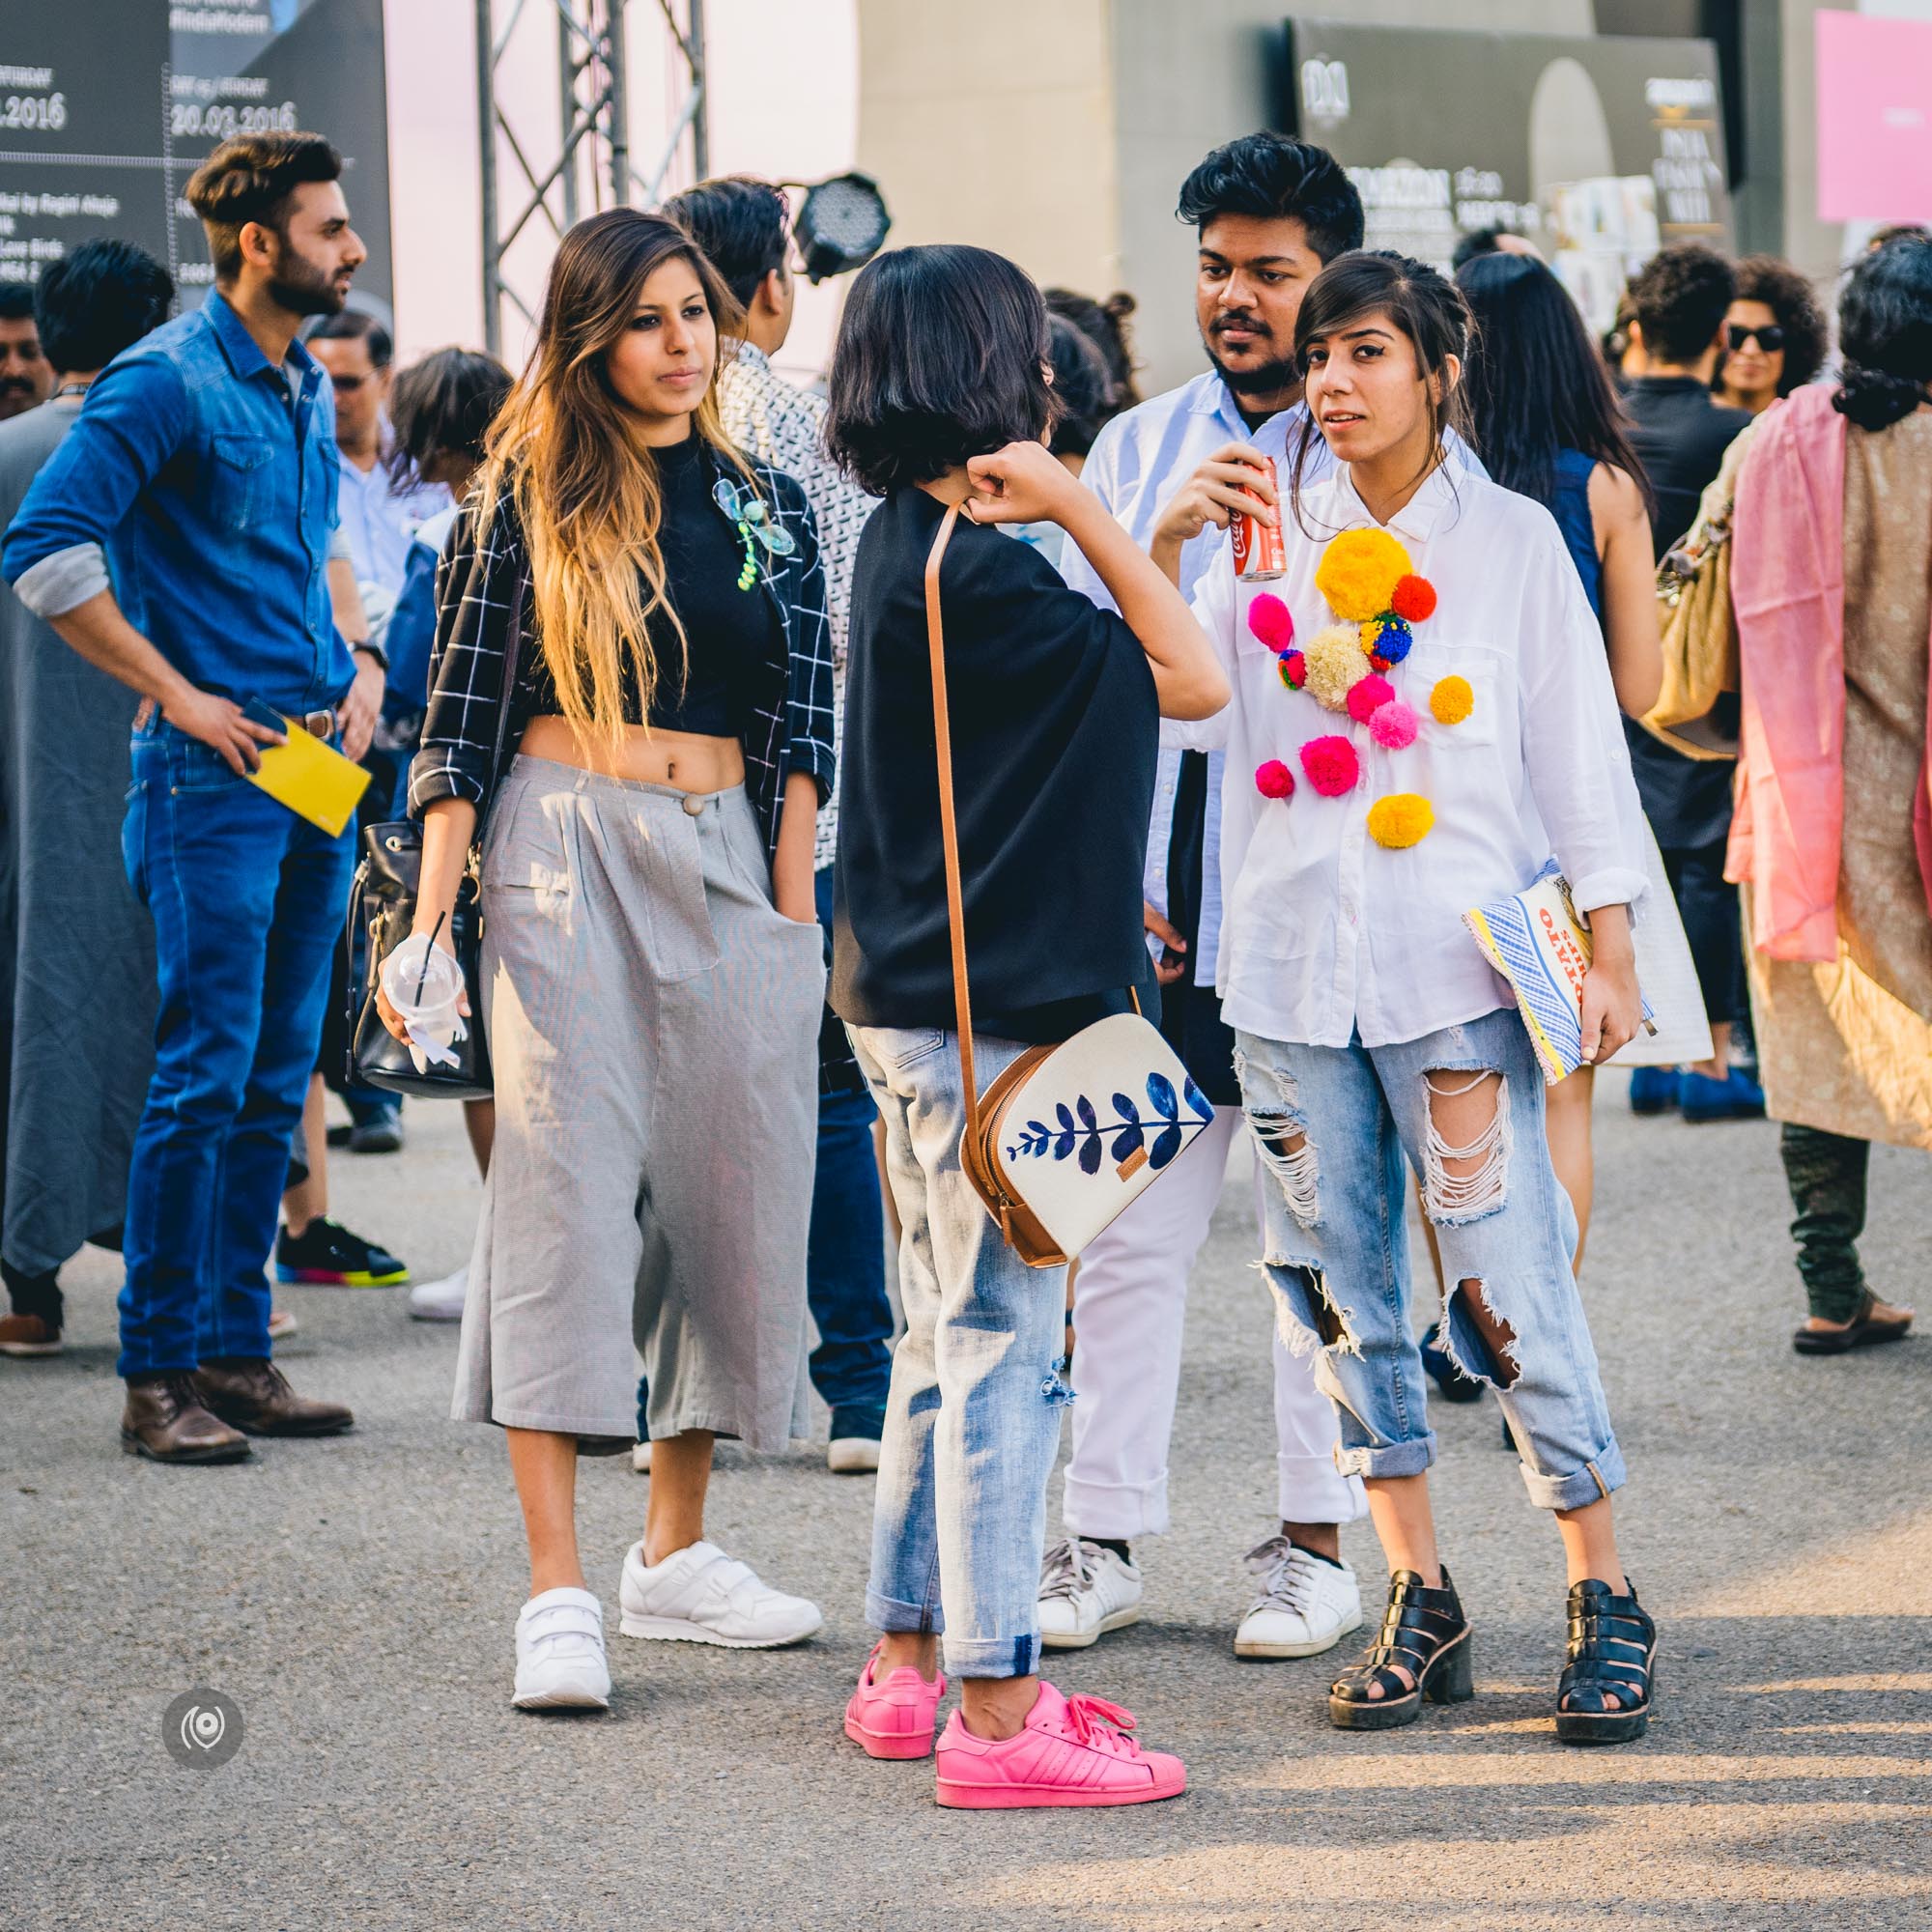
[{"xmin": 245, "ymin": 717, "xmax": 371, "ymax": 838}]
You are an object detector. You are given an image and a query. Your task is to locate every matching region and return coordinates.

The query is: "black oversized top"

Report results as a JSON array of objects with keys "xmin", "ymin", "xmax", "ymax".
[{"xmin": 832, "ymin": 487, "xmax": 1159, "ymax": 1044}]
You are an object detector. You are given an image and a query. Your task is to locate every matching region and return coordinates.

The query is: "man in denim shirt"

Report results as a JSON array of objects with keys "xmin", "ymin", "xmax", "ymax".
[{"xmin": 2, "ymin": 132, "xmax": 384, "ymax": 1463}]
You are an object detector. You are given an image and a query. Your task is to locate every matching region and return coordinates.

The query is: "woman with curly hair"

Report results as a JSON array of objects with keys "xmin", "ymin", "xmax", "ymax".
[{"xmin": 1716, "ymin": 255, "xmax": 1829, "ymax": 415}]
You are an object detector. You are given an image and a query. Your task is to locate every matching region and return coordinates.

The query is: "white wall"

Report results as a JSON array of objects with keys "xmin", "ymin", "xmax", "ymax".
[{"xmin": 378, "ymin": 0, "xmax": 859, "ymax": 375}]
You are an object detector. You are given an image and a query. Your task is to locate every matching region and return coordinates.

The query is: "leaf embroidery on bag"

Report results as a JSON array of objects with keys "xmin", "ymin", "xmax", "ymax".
[{"xmin": 1005, "ymin": 1073, "xmax": 1215, "ymax": 1173}]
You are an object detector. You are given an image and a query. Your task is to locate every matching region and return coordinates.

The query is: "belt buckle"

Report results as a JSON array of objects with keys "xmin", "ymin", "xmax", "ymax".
[{"xmin": 300, "ymin": 708, "xmax": 334, "ymax": 739}]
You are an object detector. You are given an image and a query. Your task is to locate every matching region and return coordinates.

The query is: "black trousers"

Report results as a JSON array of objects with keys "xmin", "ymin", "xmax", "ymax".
[{"xmin": 1779, "ymin": 1123, "xmax": 1871, "ymax": 1322}]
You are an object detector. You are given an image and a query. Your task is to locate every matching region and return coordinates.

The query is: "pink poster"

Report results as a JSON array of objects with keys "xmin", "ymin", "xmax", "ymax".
[{"xmin": 1816, "ymin": 11, "xmax": 1932, "ymax": 223}]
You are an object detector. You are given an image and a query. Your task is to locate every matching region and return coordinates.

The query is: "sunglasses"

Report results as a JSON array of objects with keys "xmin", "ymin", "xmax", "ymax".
[{"xmin": 1726, "ymin": 323, "xmax": 1785, "ymax": 354}]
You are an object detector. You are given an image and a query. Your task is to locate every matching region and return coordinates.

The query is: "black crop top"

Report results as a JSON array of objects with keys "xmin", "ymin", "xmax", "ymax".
[{"xmin": 526, "ymin": 433, "xmax": 782, "ymax": 737}]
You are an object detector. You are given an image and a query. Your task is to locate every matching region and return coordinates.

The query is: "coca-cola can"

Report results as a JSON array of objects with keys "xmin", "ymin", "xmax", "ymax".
[{"xmin": 1229, "ymin": 456, "xmax": 1286, "ymax": 580}]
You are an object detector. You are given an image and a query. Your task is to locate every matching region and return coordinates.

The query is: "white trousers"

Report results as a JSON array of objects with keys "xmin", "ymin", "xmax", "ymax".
[{"xmin": 1063, "ymin": 1107, "xmax": 1368, "ymax": 1540}]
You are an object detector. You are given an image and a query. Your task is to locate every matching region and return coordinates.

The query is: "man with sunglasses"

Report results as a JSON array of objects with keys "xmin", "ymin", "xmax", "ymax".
[{"xmin": 1620, "ymin": 243, "xmax": 1759, "ymax": 1122}]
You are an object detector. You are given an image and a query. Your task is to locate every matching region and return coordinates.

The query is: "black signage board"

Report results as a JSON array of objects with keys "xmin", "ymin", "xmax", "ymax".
[
  {"xmin": 1285, "ymin": 17, "xmax": 1732, "ymax": 330},
  {"xmin": 0, "ymin": 1, "xmax": 391, "ymax": 319}
]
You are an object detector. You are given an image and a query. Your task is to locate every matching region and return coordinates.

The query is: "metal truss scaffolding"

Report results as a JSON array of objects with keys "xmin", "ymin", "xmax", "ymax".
[{"xmin": 474, "ymin": 0, "xmax": 707, "ymax": 356}]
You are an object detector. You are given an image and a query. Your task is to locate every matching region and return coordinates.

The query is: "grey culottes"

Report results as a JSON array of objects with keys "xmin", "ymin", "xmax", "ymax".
[{"xmin": 452, "ymin": 755, "xmax": 823, "ymax": 1454}]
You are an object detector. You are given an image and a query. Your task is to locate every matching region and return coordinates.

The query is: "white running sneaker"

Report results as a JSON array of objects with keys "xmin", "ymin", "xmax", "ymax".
[
  {"xmin": 408, "ymin": 1264, "xmax": 469, "ymax": 1323},
  {"xmin": 616, "ymin": 1539, "xmax": 823, "ymax": 1648},
  {"xmin": 631, "ymin": 1440, "xmax": 652, "ymax": 1473},
  {"xmin": 512, "ymin": 1586, "xmax": 611, "ymax": 1711},
  {"xmin": 1234, "ymin": 1536, "xmax": 1363, "ymax": 1659},
  {"xmin": 1037, "ymin": 1535, "xmax": 1144, "ymax": 1650}
]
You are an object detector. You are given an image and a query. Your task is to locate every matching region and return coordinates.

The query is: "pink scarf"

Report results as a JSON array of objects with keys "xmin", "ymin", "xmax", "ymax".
[{"xmin": 1727, "ymin": 383, "xmax": 1932, "ymax": 960}]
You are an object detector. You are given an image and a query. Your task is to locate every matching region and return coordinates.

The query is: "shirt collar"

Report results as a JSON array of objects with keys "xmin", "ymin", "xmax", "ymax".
[
  {"xmin": 202, "ymin": 289, "xmax": 319, "ymax": 393},
  {"xmin": 1326, "ymin": 459, "xmax": 1459, "ymax": 546},
  {"xmin": 1183, "ymin": 368, "xmax": 1305, "ymax": 440}
]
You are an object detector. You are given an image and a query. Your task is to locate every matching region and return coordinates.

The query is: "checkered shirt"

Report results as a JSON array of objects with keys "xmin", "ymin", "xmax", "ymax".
[{"xmin": 716, "ymin": 343, "xmax": 877, "ymax": 870}]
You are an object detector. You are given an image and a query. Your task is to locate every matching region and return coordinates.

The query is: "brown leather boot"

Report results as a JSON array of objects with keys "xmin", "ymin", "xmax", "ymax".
[
  {"xmin": 193, "ymin": 1357, "xmax": 354, "ymax": 1436},
  {"xmin": 122, "ymin": 1374, "xmax": 252, "ymax": 1463}
]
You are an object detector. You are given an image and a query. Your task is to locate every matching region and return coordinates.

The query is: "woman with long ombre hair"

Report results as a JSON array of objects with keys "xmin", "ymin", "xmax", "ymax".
[{"xmin": 385, "ymin": 209, "xmax": 836, "ymax": 1711}]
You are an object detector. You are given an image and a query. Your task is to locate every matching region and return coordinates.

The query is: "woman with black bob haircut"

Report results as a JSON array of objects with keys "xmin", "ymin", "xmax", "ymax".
[
  {"xmin": 825, "ymin": 243, "xmax": 1226, "ymax": 1808},
  {"xmin": 1724, "ymin": 232, "xmax": 1931, "ymax": 1358},
  {"xmin": 1453, "ymin": 249, "xmax": 1711, "ymax": 1279},
  {"xmin": 1168, "ymin": 249, "xmax": 1659, "ymax": 1744},
  {"xmin": 1715, "ymin": 255, "xmax": 1830, "ymax": 416}
]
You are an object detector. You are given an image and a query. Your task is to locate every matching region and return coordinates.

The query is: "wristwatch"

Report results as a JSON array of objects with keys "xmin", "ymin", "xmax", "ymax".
[{"xmin": 352, "ymin": 639, "xmax": 390, "ymax": 672}]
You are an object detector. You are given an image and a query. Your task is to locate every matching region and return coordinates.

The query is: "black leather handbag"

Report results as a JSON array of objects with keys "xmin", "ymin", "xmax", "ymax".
[
  {"xmin": 344, "ymin": 533, "xmax": 521, "ymax": 1102},
  {"xmin": 345, "ymin": 821, "xmax": 493, "ymax": 1099}
]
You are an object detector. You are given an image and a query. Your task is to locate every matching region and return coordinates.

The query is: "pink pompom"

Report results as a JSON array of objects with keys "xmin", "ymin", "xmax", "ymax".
[
  {"xmin": 1246, "ymin": 592, "xmax": 1294, "ymax": 652},
  {"xmin": 1299, "ymin": 734, "xmax": 1360, "ymax": 798},
  {"xmin": 1369, "ymin": 698, "xmax": 1419, "ymax": 750},
  {"xmin": 1255, "ymin": 758, "xmax": 1295, "ymax": 800},
  {"xmin": 1345, "ymin": 673, "xmax": 1395, "ymax": 725}
]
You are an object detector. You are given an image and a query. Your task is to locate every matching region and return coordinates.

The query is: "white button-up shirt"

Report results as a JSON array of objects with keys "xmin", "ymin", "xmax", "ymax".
[
  {"xmin": 1060, "ymin": 372, "xmax": 1330, "ymax": 968},
  {"xmin": 1178, "ymin": 463, "xmax": 1648, "ymax": 1050}
]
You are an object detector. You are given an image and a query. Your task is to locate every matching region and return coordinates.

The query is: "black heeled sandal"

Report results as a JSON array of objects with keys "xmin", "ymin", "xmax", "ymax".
[
  {"xmin": 1555, "ymin": 1577, "xmax": 1657, "ymax": 1745},
  {"xmin": 1329, "ymin": 1567, "xmax": 1473, "ymax": 1731}
]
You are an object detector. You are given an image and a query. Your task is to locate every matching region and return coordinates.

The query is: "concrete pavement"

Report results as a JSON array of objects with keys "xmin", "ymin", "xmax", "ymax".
[{"xmin": 3, "ymin": 1074, "xmax": 1928, "ymax": 1931}]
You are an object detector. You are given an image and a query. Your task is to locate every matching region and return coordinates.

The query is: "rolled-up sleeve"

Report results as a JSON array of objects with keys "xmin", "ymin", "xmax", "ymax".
[
  {"xmin": 1519, "ymin": 525, "xmax": 1649, "ymax": 916},
  {"xmin": 2, "ymin": 353, "xmax": 188, "ymax": 590},
  {"xmin": 406, "ymin": 506, "xmax": 506, "ymax": 818}
]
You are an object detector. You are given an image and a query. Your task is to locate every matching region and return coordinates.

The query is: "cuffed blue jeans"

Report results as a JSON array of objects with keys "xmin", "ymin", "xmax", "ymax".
[
  {"xmin": 116, "ymin": 721, "xmax": 353, "ymax": 1378},
  {"xmin": 851, "ymin": 1023, "xmax": 1070, "ymax": 1679},
  {"xmin": 1235, "ymin": 1008, "xmax": 1625, "ymax": 1513},
  {"xmin": 808, "ymin": 866, "xmax": 893, "ymax": 1430}
]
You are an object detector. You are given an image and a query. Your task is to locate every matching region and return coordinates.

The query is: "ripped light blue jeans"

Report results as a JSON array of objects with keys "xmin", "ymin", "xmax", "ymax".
[
  {"xmin": 1234, "ymin": 1009, "xmax": 1625, "ymax": 1513},
  {"xmin": 850, "ymin": 1024, "xmax": 1071, "ymax": 1678}
]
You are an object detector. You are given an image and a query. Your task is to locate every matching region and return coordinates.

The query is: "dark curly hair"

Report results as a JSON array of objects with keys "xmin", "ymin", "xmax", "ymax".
[
  {"xmin": 825, "ymin": 244, "xmax": 1055, "ymax": 497},
  {"xmin": 1176, "ymin": 132, "xmax": 1363, "ymax": 265},
  {"xmin": 1726, "ymin": 255, "xmax": 1828, "ymax": 394},
  {"xmin": 1834, "ymin": 233, "xmax": 1932, "ymax": 433},
  {"xmin": 1043, "ymin": 315, "xmax": 1113, "ymax": 460},
  {"xmin": 1045, "ymin": 287, "xmax": 1140, "ymax": 412},
  {"xmin": 1627, "ymin": 242, "xmax": 1735, "ymax": 366}
]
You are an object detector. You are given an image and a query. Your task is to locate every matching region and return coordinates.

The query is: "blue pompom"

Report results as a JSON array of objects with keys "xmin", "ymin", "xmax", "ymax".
[{"xmin": 1375, "ymin": 620, "xmax": 1412, "ymax": 665}]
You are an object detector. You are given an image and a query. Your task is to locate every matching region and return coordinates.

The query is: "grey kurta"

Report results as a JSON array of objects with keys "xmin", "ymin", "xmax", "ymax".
[{"xmin": 0, "ymin": 397, "xmax": 155, "ymax": 1274}]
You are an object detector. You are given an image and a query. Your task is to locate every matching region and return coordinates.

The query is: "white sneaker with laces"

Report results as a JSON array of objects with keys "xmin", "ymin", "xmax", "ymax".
[
  {"xmin": 512, "ymin": 1586, "xmax": 611, "ymax": 1710},
  {"xmin": 617, "ymin": 1539, "xmax": 823, "ymax": 1648},
  {"xmin": 408, "ymin": 1264, "xmax": 469, "ymax": 1323},
  {"xmin": 1234, "ymin": 1535, "xmax": 1363, "ymax": 1659},
  {"xmin": 1037, "ymin": 1534, "xmax": 1144, "ymax": 1650}
]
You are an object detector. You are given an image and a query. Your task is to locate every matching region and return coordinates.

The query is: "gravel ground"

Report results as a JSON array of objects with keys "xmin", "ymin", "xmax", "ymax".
[{"xmin": 3, "ymin": 1073, "xmax": 1928, "ymax": 1932}]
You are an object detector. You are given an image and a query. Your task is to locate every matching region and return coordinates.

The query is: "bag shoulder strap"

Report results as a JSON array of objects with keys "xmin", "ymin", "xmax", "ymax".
[{"xmin": 923, "ymin": 502, "xmax": 980, "ymax": 1144}]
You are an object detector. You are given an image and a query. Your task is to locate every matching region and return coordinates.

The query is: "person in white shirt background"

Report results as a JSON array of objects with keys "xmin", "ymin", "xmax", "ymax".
[
  {"xmin": 1165, "ymin": 248, "xmax": 1659, "ymax": 1746},
  {"xmin": 1042, "ymin": 133, "xmax": 1409, "ymax": 1664}
]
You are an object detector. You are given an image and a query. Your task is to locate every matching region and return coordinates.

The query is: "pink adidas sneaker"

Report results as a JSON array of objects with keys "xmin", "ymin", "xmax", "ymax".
[
  {"xmin": 843, "ymin": 1643, "xmax": 949, "ymax": 1760},
  {"xmin": 933, "ymin": 1681, "xmax": 1186, "ymax": 1808}
]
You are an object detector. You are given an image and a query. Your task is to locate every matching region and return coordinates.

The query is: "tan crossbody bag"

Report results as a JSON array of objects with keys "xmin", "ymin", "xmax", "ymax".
[{"xmin": 923, "ymin": 502, "xmax": 1217, "ymax": 1267}]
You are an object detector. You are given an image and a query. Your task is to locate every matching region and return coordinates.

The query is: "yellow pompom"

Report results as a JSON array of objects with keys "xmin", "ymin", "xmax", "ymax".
[
  {"xmin": 1430, "ymin": 674, "xmax": 1474, "ymax": 725},
  {"xmin": 1303, "ymin": 623, "xmax": 1369, "ymax": 712},
  {"xmin": 1367, "ymin": 793, "xmax": 1435, "ymax": 849},
  {"xmin": 1316, "ymin": 528, "xmax": 1412, "ymax": 621},
  {"xmin": 1358, "ymin": 619, "xmax": 1382, "ymax": 651}
]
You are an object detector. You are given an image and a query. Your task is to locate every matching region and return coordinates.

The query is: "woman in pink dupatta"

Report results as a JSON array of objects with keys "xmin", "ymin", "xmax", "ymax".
[{"xmin": 1728, "ymin": 236, "xmax": 1932, "ymax": 1354}]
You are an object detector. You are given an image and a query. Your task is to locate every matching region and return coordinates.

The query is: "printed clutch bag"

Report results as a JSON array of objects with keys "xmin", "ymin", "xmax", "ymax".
[{"xmin": 1463, "ymin": 863, "xmax": 1654, "ymax": 1084}]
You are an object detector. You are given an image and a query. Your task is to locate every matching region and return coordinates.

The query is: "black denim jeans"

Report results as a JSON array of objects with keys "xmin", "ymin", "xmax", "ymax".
[{"xmin": 1779, "ymin": 1123, "xmax": 1871, "ymax": 1322}]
